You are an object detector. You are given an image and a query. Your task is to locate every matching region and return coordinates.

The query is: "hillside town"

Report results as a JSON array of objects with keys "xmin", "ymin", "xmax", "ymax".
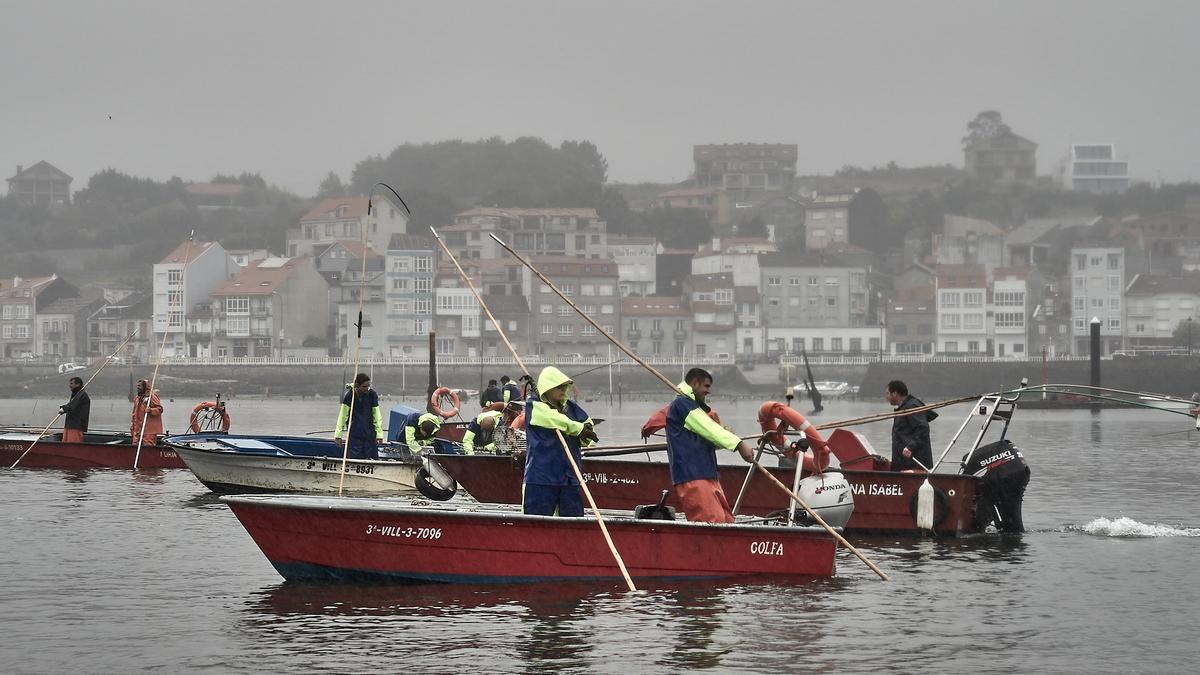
[{"xmin": 4, "ymin": 126, "xmax": 1197, "ymax": 370}]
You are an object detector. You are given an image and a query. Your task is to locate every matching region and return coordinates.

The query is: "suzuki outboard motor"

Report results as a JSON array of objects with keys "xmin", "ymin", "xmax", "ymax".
[
  {"xmin": 792, "ymin": 470, "xmax": 855, "ymax": 528},
  {"xmin": 962, "ymin": 439, "xmax": 1030, "ymax": 533}
]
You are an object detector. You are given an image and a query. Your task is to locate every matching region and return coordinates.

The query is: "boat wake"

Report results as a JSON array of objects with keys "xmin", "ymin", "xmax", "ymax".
[{"xmin": 1077, "ymin": 517, "xmax": 1200, "ymax": 538}]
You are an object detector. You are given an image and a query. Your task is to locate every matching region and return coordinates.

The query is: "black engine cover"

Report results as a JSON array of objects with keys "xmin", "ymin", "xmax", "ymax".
[{"xmin": 963, "ymin": 439, "xmax": 1031, "ymax": 533}]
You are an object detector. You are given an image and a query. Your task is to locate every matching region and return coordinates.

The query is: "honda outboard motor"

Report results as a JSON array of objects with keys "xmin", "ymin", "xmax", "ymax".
[
  {"xmin": 962, "ymin": 439, "xmax": 1030, "ymax": 533},
  {"xmin": 792, "ymin": 470, "xmax": 855, "ymax": 529}
]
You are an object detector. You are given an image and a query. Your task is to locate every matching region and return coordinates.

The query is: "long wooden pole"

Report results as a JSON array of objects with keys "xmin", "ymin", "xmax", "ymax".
[
  {"xmin": 436, "ymin": 228, "xmax": 637, "ymax": 592},
  {"xmin": 10, "ymin": 329, "xmax": 140, "ymax": 469},
  {"xmin": 490, "ymin": 232, "xmax": 891, "ymax": 581},
  {"xmin": 136, "ymin": 231, "xmax": 196, "ymax": 468}
]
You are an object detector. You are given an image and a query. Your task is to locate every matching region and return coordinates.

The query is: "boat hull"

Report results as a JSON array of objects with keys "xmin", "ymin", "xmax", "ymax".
[
  {"xmin": 433, "ymin": 454, "xmax": 979, "ymax": 536},
  {"xmin": 173, "ymin": 446, "xmax": 421, "ymax": 495},
  {"xmin": 223, "ymin": 495, "xmax": 837, "ymax": 583},
  {"xmin": 0, "ymin": 432, "xmax": 184, "ymax": 469}
]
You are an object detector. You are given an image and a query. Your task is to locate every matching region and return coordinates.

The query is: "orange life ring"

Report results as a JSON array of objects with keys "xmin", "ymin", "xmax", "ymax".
[
  {"xmin": 431, "ymin": 387, "xmax": 461, "ymax": 419},
  {"xmin": 757, "ymin": 401, "xmax": 829, "ymax": 472},
  {"xmin": 190, "ymin": 401, "xmax": 231, "ymax": 433}
]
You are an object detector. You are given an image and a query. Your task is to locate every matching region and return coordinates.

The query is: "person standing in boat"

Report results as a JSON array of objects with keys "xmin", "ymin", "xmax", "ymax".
[
  {"xmin": 59, "ymin": 376, "xmax": 90, "ymax": 443},
  {"xmin": 462, "ymin": 409, "xmax": 502, "ymax": 455},
  {"xmin": 130, "ymin": 378, "xmax": 164, "ymax": 446},
  {"xmin": 665, "ymin": 368, "xmax": 755, "ymax": 523},
  {"xmin": 400, "ymin": 410, "xmax": 443, "ymax": 456},
  {"xmin": 500, "ymin": 375, "xmax": 520, "ymax": 404},
  {"xmin": 885, "ymin": 379, "xmax": 937, "ymax": 472},
  {"xmin": 480, "ymin": 379, "xmax": 503, "ymax": 409},
  {"xmin": 523, "ymin": 366, "xmax": 597, "ymax": 517},
  {"xmin": 333, "ymin": 373, "xmax": 383, "ymax": 460}
]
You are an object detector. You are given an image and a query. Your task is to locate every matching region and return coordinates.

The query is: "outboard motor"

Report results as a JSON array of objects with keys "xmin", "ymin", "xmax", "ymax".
[
  {"xmin": 792, "ymin": 470, "xmax": 854, "ymax": 528},
  {"xmin": 962, "ymin": 439, "xmax": 1030, "ymax": 533}
]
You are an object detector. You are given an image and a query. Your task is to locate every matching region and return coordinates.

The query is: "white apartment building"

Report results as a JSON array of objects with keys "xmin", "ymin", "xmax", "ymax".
[
  {"xmin": 287, "ymin": 196, "xmax": 409, "ymax": 258},
  {"xmin": 1060, "ymin": 144, "xmax": 1130, "ymax": 195},
  {"xmin": 607, "ymin": 236, "xmax": 657, "ymax": 296},
  {"xmin": 152, "ymin": 241, "xmax": 236, "ymax": 358},
  {"xmin": 1070, "ymin": 247, "xmax": 1125, "ymax": 355},
  {"xmin": 1124, "ymin": 274, "xmax": 1200, "ymax": 348},
  {"xmin": 936, "ymin": 264, "xmax": 988, "ymax": 354},
  {"xmin": 991, "ymin": 270, "xmax": 1031, "ymax": 358}
]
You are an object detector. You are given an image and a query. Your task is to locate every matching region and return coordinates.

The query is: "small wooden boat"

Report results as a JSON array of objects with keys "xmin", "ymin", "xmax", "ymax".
[
  {"xmin": 0, "ymin": 429, "xmax": 185, "ymax": 469},
  {"xmin": 222, "ymin": 494, "xmax": 838, "ymax": 584},
  {"xmin": 164, "ymin": 434, "xmax": 426, "ymax": 495}
]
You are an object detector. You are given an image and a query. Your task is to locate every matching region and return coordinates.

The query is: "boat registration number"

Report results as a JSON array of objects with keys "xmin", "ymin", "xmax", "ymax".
[
  {"xmin": 316, "ymin": 461, "xmax": 375, "ymax": 474},
  {"xmin": 364, "ymin": 524, "xmax": 442, "ymax": 539},
  {"xmin": 582, "ymin": 472, "xmax": 640, "ymax": 485}
]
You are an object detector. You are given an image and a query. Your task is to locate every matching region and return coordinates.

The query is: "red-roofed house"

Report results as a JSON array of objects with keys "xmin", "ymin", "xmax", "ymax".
[
  {"xmin": 287, "ymin": 195, "xmax": 409, "ymax": 258},
  {"xmin": 209, "ymin": 257, "xmax": 327, "ymax": 357},
  {"xmin": 153, "ymin": 240, "xmax": 236, "ymax": 357},
  {"xmin": 1, "ymin": 275, "xmax": 78, "ymax": 358}
]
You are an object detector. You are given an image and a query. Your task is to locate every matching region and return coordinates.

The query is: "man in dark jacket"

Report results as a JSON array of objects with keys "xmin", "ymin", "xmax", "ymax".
[
  {"xmin": 885, "ymin": 379, "xmax": 938, "ymax": 471},
  {"xmin": 480, "ymin": 379, "xmax": 502, "ymax": 409},
  {"xmin": 334, "ymin": 373, "xmax": 383, "ymax": 459},
  {"xmin": 500, "ymin": 375, "xmax": 520, "ymax": 404},
  {"xmin": 666, "ymin": 368, "xmax": 755, "ymax": 523},
  {"xmin": 60, "ymin": 376, "xmax": 90, "ymax": 443}
]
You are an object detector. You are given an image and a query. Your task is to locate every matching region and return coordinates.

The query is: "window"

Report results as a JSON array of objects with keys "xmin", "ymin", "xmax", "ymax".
[
  {"xmin": 167, "ymin": 290, "xmax": 183, "ymax": 307},
  {"xmin": 1074, "ymin": 297, "xmax": 1086, "ymax": 311},
  {"xmin": 415, "ymin": 277, "xmax": 432, "ymax": 293},
  {"xmin": 581, "ymin": 325, "xmax": 596, "ymax": 336},
  {"xmin": 1109, "ymin": 297, "xmax": 1120, "ymax": 311},
  {"xmin": 808, "ymin": 276, "xmax": 818, "ymax": 286},
  {"xmin": 598, "ymin": 284, "xmax": 614, "ymax": 296},
  {"xmin": 581, "ymin": 284, "xmax": 595, "ymax": 296},
  {"xmin": 768, "ymin": 297, "xmax": 781, "ymax": 307},
  {"xmin": 225, "ymin": 297, "xmax": 249, "ymax": 313},
  {"xmin": 995, "ymin": 312, "xmax": 1024, "ymax": 328},
  {"xmin": 414, "ymin": 299, "xmax": 431, "ymax": 314},
  {"xmin": 393, "ymin": 257, "xmax": 412, "ymax": 273},
  {"xmin": 1108, "ymin": 253, "xmax": 1120, "ymax": 270},
  {"xmin": 540, "ymin": 283, "xmax": 551, "ymax": 294},
  {"xmin": 558, "ymin": 306, "xmax": 571, "ymax": 316},
  {"xmin": 1108, "ymin": 318, "xmax": 1121, "ymax": 331},
  {"xmin": 767, "ymin": 276, "xmax": 781, "ymax": 286},
  {"xmin": 414, "ymin": 256, "xmax": 432, "ymax": 273},
  {"xmin": 1074, "ymin": 276, "xmax": 1086, "ymax": 292},
  {"xmin": 964, "ymin": 314, "xmax": 983, "ymax": 329},
  {"xmin": 715, "ymin": 289, "xmax": 733, "ymax": 304},
  {"xmin": 941, "ymin": 314, "xmax": 961, "ymax": 329},
  {"xmin": 600, "ymin": 304, "xmax": 614, "ymax": 314},
  {"xmin": 1074, "ymin": 254, "xmax": 1086, "ymax": 271},
  {"xmin": 558, "ymin": 324, "xmax": 572, "ymax": 336},
  {"xmin": 414, "ymin": 318, "xmax": 429, "ymax": 334},
  {"xmin": 391, "ymin": 300, "xmax": 410, "ymax": 314},
  {"xmin": 226, "ymin": 316, "xmax": 249, "ymax": 336},
  {"xmin": 392, "ymin": 278, "xmax": 410, "ymax": 291},
  {"xmin": 941, "ymin": 292, "xmax": 961, "ymax": 308},
  {"xmin": 789, "ymin": 277, "xmax": 801, "ymax": 286},
  {"xmin": 561, "ymin": 284, "xmax": 575, "ymax": 297},
  {"xmin": 849, "ymin": 338, "xmax": 862, "ymax": 353},
  {"xmin": 869, "ymin": 337, "xmax": 880, "ymax": 351},
  {"xmin": 168, "ymin": 269, "xmax": 183, "ymax": 284},
  {"xmin": 540, "ymin": 323, "xmax": 553, "ymax": 335},
  {"xmin": 540, "ymin": 304, "xmax": 553, "ymax": 314},
  {"xmin": 831, "ymin": 337, "xmax": 843, "ymax": 351},
  {"xmin": 967, "ymin": 341, "xmax": 980, "ymax": 353},
  {"xmin": 964, "ymin": 292, "xmax": 984, "ymax": 307},
  {"xmin": 826, "ymin": 297, "xmax": 836, "ymax": 306},
  {"xmin": 824, "ymin": 276, "xmax": 839, "ymax": 286},
  {"xmin": 994, "ymin": 291, "xmax": 1024, "ymax": 306},
  {"xmin": 0, "ymin": 305, "xmax": 10, "ymax": 319},
  {"xmin": 811, "ymin": 338, "xmax": 824, "ymax": 351},
  {"xmin": 945, "ymin": 341, "xmax": 958, "ymax": 352}
]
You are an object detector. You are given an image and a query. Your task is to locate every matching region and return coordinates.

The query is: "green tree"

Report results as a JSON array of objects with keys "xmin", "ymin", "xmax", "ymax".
[
  {"xmin": 962, "ymin": 110, "xmax": 1012, "ymax": 147},
  {"xmin": 847, "ymin": 187, "xmax": 890, "ymax": 251},
  {"xmin": 317, "ymin": 171, "xmax": 347, "ymax": 199},
  {"xmin": 638, "ymin": 206, "xmax": 712, "ymax": 250},
  {"xmin": 736, "ymin": 215, "xmax": 768, "ymax": 239},
  {"xmin": 1173, "ymin": 318, "xmax": 1197, "ymax": 352}
]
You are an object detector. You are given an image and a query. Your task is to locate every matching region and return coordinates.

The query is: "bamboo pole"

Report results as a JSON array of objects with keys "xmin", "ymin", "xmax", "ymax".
[
  {"xmin": 10, "ymin": 329, "xmax": 140, "ymax": 469},
  {"xmin": 489, "ymin": 232, "xmax": 890, "ymax": 581},
  {"xmin": 437, "ymin": 228, "xmax": 637, "ymax": 591}
]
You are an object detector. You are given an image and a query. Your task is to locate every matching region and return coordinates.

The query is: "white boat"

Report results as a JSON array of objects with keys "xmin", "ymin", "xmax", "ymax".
[
  {"xmin": 1137, "ymin": 395, "xmax": 1199, "ymax": 412},
  {"xmin": 163, "ymin": 434, "xmax": 424, "ymax": 495},
  {"xmin": 793, "ymin": 381, "xmax": 853, "ymax": 398}
]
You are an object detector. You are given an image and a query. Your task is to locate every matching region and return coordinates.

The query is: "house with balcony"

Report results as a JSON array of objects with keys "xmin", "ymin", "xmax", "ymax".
[
  {"xmin": 686, "ymin": 273, "xmax": 737, "ymax": 358},
  {"xmin": 964, "ymin": 133, "xmax": 1038, "ymax": 184},
  {"xmin": 454, "ymin": 207, "xmax": 608, "ymax": 259},
  {"xmin": 287, "ymin": 196, "xmax": 409, "ymax": 258},
  {"xmin": 804, "ymin": 193, "xmax": 854, "ymax": 251},
  {"xmin": 1124, "ymin": 273, "xmax": 1200, "ymax": 349},
  {"xmin": 693, "ymin": 143, "xmax": 798, "ymax": 203},
  {"xmin": 1069, "ymin": 247, "xmax": 1125, "ymax": 355},
  {"xmin": 7, "ymin": 161, "xmax": 72, "ymax": 207},
  {"xmin": 383, "ymin": 234, "xmax": 437, "ymax": 358},
  {"xmin": 37, "ymin": 297, "xmax": 104, "ymax": 360},
  {"xmin": 621, "ymin": 296, "xmax": 691, "ymax": 359},
  {"xmin": 153, "ymin": 240, "xmax": 237, "ymax": 358},
  {"xmin": 431, "ymin": 267, "xmax": 482, "ymax": 358},
  {"xmin": 1059, "ymin": 144, "xmax": 1130, "ymax": 194},
  {"xmin": 991, "ymin": 267, "xmax": 1036, "ymax": 359},
  {"xmin": 87, "ymin": 293, "xmax": 152, "ymax": 362},
  {"xmin": 209, "ymin": 257, "xmax": 327, "ymax": 358},
  {"xmin": 936, "ymin": 264, "xmax": 988, "ymax": 354},
  {"xmin": 759, "ymin": 253, "xmax": 875, "ymax": 356},
  {"xmin": 1, "ymin": 275, "xmax": 78, "ymax": 359},
  {"xmin": 524, "ymin": 256, "xmax": 620, "ymax": 359},
  {"xmin": 607, "ymin": 235, "xmax": 658, "ymax": 296}
]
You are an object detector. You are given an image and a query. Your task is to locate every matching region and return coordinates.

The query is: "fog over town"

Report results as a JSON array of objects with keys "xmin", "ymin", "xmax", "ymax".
[{"xmin": 3, "ymin": 0, "xmax": 1200, "ymax": 372}]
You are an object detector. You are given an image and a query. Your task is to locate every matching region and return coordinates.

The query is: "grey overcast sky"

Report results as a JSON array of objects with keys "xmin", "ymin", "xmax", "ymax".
[{"xmin": 2, "ymin": 0, "xmax": 1196, "ymax": 196}]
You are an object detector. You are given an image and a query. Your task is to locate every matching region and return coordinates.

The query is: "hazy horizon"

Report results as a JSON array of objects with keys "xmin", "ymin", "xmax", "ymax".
[{"xmin": 3, "ymin": 0, "xmax": 1197, "ymax": 197}]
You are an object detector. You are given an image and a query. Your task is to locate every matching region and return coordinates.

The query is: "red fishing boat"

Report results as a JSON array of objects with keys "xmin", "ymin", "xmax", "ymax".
[
  {"xmin": 222, "ymin": 494, "xmax": 838, "ymax": 584},
  {"xmin": 432, "ymin": 392, "xmax": 1032, "ymax": 537},
  {"xmin": 1, "ymin": 430, "xmax": 185, "ymax": 469}
]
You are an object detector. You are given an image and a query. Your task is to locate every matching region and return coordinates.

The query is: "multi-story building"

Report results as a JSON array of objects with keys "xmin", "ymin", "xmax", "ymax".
[
  {"xmin": 1029, "ymin": 277, "xmax": 1072, "ymax": 358},
  {"xmin": 1070, "ymin": 247, "xmax": 1125, "ymax": 355},
  {"xmin": 1122, "ymin": 213, "xmax": 1200, "ymax": 274},
  {"xmin": 804, "ymin": 193, "xmax": 854, "ymax": 251},
  {"xmin": 432, "ymin": 266, "xmax": 481, "ymax": 358},
  {"xmin": 936, "ymin": 264, "xmax": 988, "ymax": 354},
  {"xmin": 1060, "ymin": 144, "xmax": 1130, "ymax": 194},
  {"xmin": 622, "ymin": 296, "xmax": 691, "ymax": 359},
  {"xmin": 691, "ymin": 237, "xmax": 775, "ymax": 287},
  {"xmin": 209, "ymin": 257, "xmax": 327, "ymax": 358},
  {"xmin": 607, "ymin": 235, "xmax": 658, "ymax": 297},
  {"xmin": 36, "ymin": 298, "xmax": 104, "ymax": 360},
  {"xmin": 934, "ymin": 215, "xmax": 1008, "ymax": 273},
  {"xmin": 286, "ymin": 196, "xmax": 409, "ymax": 258},
  {"xmin": 7, "ymin": 161, "xmax": 72, "ymax": 207},
  {"xmin": 685, "ymin": 273, "xmax": 738, "ymax": 358},
  {"xmin": 650, "ymin": 187, "xmax": 732, "ymax": 227},
  {"xmin": 885, "ymin": 293, "xmax": 936, "ymax": 355},
  {"xmin": 87, "ymin": 293, "xmax": 153, "ymax": 362},
  {"xmin": 1124, "ymin": 274, "xmax": 1200, "ymax": 349},
  {"xmin": 453, "ymin": 207, "xmax": 608, "ymax": 259},
  {"xmin": 524, "ymin": 256, "xmax": 620, "ymax": 359},
  {"xmin": 991, "ymin": 267, "xmax": 1034, "ymax": 359},
  {"xmin": 759, "ymin": 254, "xmax": 873, "ymax": 356},
  {"xmin": 480, "ymin": 294, "xmax": 533, "ymax": 359},
  {"xmin": 317, "ymin": 240, "xmax": 385, "ymax": 356},
  {"xmin": 656, "ymin": 248, "xmax": 696, "ymax": 298},
  {"xmin": 693, "ymin": 144, "xmax": 798, "ymax": 202},
  {"xmin": 964, "ymin": 133, "xmax": 1038, "ymax": 184},
  {"xmin": 735, "ymin": 286, "xmax": 763, "ymax": 359},
  {"xmin": 384, "ymin": 234, "xmax": 437, "ymax": 358},
  {"xmin": 153, "ymin": 240, "xmax": 236, "ymax": 358},
  {"xmin": 1, "ymin": 275, "xmax": 78, "ymax": 359}
]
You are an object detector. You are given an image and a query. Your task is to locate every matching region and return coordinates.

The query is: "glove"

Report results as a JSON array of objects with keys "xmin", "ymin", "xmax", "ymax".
[{"xmin": 579, "ymin": 424, "xmax": 599, "ymax": 445}]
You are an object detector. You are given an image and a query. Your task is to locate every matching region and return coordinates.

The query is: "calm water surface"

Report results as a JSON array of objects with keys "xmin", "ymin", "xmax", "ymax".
[{"xmin": 2, "ymin": 396, "xmax": 1199, "ymax": 673}]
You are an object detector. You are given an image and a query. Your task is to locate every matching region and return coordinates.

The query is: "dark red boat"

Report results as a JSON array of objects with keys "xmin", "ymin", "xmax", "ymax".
[
  {"xmin": 223, "ymin": 494, "xmax": 838, "ymax": 584},
  {"xmin": 0, "ymin": 430, "xmax": 185, "ymax": 470}
]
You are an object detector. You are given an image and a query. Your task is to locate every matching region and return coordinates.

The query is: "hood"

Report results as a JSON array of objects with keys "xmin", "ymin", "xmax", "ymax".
[{"xmin": 537, "ymin": 366, "xmax": 573, "ymax": 401}]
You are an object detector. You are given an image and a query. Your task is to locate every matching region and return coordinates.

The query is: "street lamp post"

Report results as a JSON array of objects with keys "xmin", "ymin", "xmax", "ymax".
[{"xmin": 1188, "ymin": 317, "xmax": 1193, "ymax": 357}]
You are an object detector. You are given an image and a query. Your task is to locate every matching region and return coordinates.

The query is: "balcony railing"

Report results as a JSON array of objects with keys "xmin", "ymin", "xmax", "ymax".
[
  {"xmin": 626, "ymin": 330, "xmax": 642, "ymax": 339},
  {"xmin": 650, "ymin": 329, "xmax": 664, "ymax": 340}
]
